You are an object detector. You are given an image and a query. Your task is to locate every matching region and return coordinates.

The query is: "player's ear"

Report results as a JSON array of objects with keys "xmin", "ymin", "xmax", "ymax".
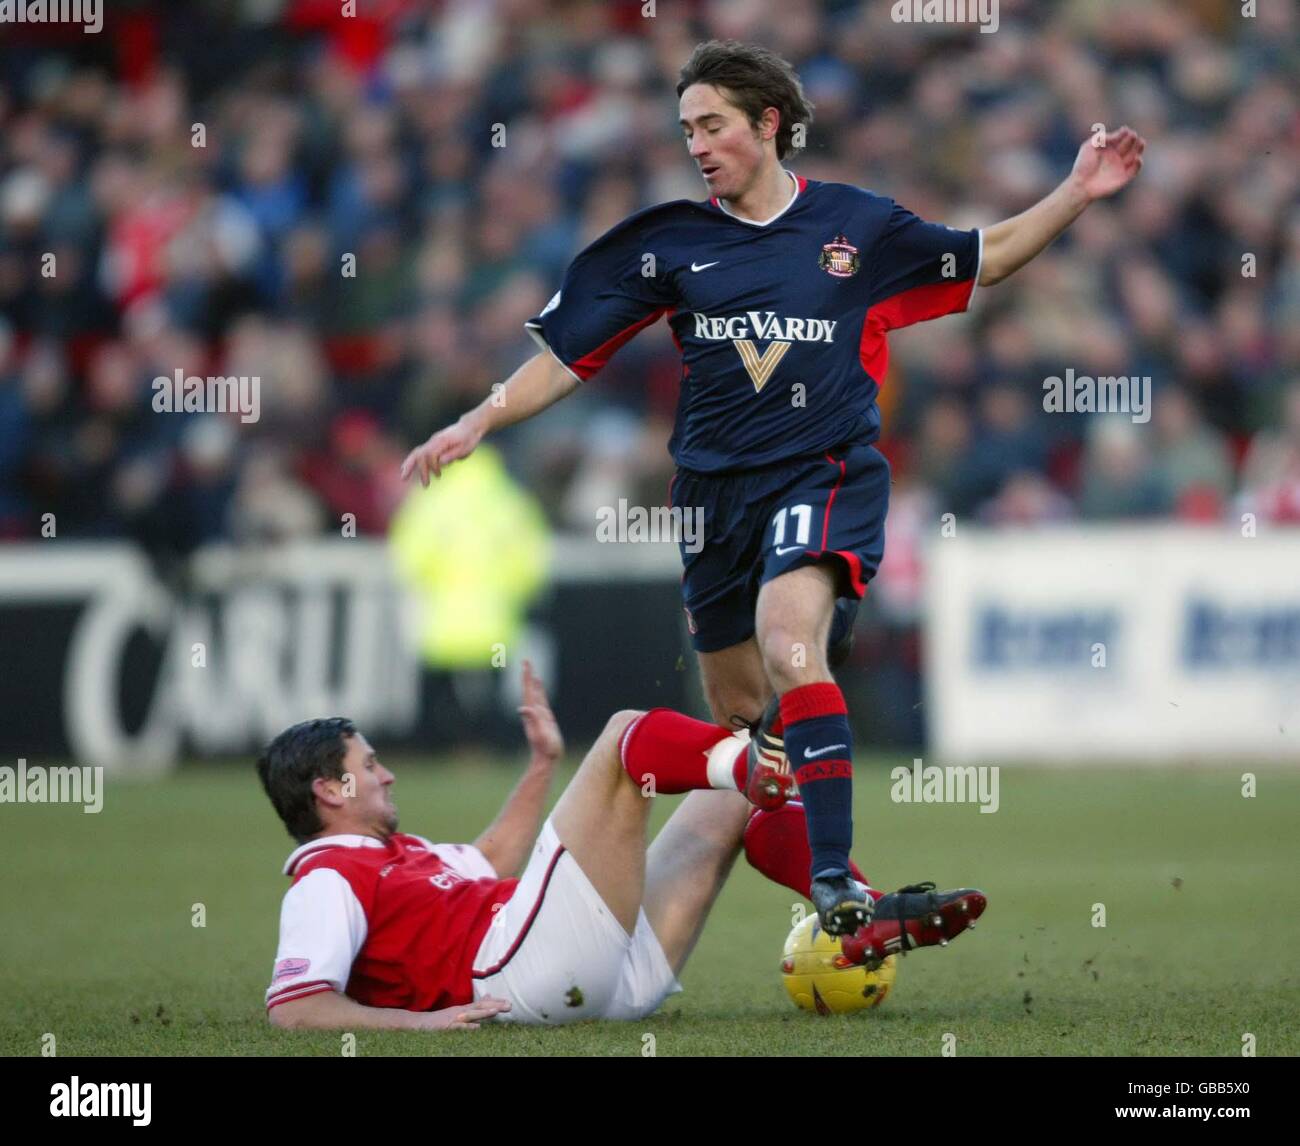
[{"xmin": 311, "ymin": 774, "xmax": 346, "ymax": 810}]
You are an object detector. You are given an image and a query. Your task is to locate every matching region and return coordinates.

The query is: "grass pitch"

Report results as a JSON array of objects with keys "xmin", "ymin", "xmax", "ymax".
[{"xmin": 2, "ymin": 755, "xmax": 1297, "ymax": 1057}]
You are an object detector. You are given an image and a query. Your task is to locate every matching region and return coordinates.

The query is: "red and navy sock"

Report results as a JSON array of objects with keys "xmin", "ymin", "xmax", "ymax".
[
  {"xmin": 618, "ymin": 708, "xmax": 747, "ymax": 794},
  {"xmin": 743, "ymin": 800, "xmax": 878, "ymax": 902},
  {"xmin": 780, "ymin": 682, "xmax": 854, "ymax": 882}
]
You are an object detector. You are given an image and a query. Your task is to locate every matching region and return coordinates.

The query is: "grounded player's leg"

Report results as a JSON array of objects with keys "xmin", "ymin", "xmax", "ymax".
[
  {"xmin": 596, "ymin": 737, "xmax": 786, "ymax": 1021},
  {"xmin": 548, "ymin": 709, "xmax": 656, "ymax": 935},
  {"xmin": 545, "ymin": 719, "xmax": 777, "ymax": 1023},
  {"xmin": 639, "ymin": 789, "xmax": 752, "ymax": 974},
  {"xmin": 696, "ymin": 637, "xmax": 769, "ymax": 726},
  {"xmin": 755, "ymin": 563, "xmax": 867, "ymax": 933},
  {"xmin": 549, "ymin": 704, "xmax": 774, "ymax": 935},
  {"xmin": 742, "ymin": 800, "xmax": 876, "ymax": 902},
  {"xmin": 618, "ymin": 706, "xmax": 792, "ymax": 808},
  {"xmin": 474, "ymin": 712, "xmax": 672, "ymax": 1025}
]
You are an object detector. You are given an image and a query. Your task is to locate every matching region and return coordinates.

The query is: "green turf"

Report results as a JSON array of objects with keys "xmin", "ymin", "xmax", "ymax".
[{"xmin": 2, "ymin": 756, "xmax": 1297, "ymax": 1056}]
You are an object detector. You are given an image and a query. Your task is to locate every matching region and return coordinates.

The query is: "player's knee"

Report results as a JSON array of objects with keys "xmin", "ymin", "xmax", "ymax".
[
  {"xmin": 758, "ymin": 624, "xmax": 826, "ymax": 688},
  {"xmin": 603, "ymin": 709, "xmax": 644, "ymax": 746}
]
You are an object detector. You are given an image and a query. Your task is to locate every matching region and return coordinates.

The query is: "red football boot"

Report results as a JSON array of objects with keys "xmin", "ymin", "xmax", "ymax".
[
  {"xmin": 732, "ymin": 695, "xmax": 793, "ymax": 811},
  {"xmin": 841, "ymin": 882, "xmax": 987, "ymax": 969}
]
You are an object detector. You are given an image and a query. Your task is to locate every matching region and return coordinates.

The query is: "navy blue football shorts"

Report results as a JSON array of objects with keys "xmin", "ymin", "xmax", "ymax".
[{"xmin": 669, "ymin": 440, "xmax": 891, "ymax": 654}]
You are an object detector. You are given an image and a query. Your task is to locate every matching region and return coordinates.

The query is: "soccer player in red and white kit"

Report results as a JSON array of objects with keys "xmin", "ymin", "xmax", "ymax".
[
  {"xmin": 259, "ymin": 662, "xmax": 983, "ymax": 1028},
  {"xmin": 400, "ymin": 41, "xmax": 1144, "ymax": 945}
]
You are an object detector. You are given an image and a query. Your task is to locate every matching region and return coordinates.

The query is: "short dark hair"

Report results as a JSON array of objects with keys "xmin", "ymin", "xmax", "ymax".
[
  {"xmin": 677, "ymin": 40, "xmax": 814, "ymax": 161},
  {"xmin": 256, "ymin": 718, "xmax": 356, "ymax": 844}
]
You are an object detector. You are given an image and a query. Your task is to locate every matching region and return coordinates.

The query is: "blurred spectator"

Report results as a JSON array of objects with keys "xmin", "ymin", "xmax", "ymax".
[
  {"xmin": 1079, "ymin": 418, "xmax": 1167, "ymax": 519},
  {"xmin": 0, "ymin": 319, "xmax": 24, "ymax": 535},
  {"xmin": 299, "ymin": 410, "xmax": 408, "ymax": 535},
  {"xmin": 1239, "ymin": 382, "xmax": 1300, "ymax": 525},
  {"xmin": 979, "ymin": 471, "xmax": 1075, "ymax": 527},
  {"xmin": 1150, "ymin": 386, "xmax": 1234, "ymax": 520}
]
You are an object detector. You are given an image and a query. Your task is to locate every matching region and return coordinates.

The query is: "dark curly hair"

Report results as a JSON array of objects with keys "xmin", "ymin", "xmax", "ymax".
[
  {"xmin": 677, "ymin": 40, "xmax": 814, "ymax": 161},
  {"xmin": 256, "ymin": 717, "xmax": 356, "ymax": 843}
]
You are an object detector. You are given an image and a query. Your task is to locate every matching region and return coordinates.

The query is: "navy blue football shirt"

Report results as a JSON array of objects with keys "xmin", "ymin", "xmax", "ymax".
[{"xmin": 525, "ymin": 173, "xmax": 981, "ymax": 473}]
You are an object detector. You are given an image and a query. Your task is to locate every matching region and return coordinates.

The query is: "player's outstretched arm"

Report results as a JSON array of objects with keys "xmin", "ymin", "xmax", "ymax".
[
  {"xmin": 269, "ymin": 989, "xmax": 511, "ymax": 1031},
  {"xmin": 400, "ymin": 350, "xmax": 579, "ymax": 487},
  {"xmin": 978, "ymin": 126, "xmax": 1145, "ymax": 287},
  {"xmin": 472, "ymin": 660, "xmax": 563, "ymax": 877}
]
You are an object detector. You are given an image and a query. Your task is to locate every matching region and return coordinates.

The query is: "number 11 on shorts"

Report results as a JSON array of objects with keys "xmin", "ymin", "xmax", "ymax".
[{"xmin": 773, "ymin": 504, "xmax": 812, "ymax": 554}]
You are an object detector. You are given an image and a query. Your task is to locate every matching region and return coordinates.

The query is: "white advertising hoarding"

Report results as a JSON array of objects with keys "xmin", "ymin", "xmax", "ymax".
[{"xmin": 926, "ymin": 526, "xmax": 1300, "ymax": 763}]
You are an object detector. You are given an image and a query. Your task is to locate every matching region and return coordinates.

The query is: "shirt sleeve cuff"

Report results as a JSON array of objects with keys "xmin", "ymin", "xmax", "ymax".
[
  {"xmin": 266, "ymin": 981, "xmax": 338, "ymax": 1011},
  {"xmin": 966, "ymin": 228, "xmax": 984, "ymax": 311},
  {"xmin": 524, "ymin": 323, "xmax": 584, "ymax": 384}
]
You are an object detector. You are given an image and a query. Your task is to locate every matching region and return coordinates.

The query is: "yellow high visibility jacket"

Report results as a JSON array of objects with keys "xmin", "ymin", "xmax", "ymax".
[{"xmin": 388, "ymin": 445, "xmax": 550, "ymax": 667}]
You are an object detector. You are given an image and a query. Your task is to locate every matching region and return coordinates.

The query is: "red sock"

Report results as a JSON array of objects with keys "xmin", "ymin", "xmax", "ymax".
[
  {"xmin": 619, "ymin": 709, "xmax": 745, "ymax": 794},
  {"xmin": 743, "ymin": 800, "xmax": 877, "ymax": 900}
]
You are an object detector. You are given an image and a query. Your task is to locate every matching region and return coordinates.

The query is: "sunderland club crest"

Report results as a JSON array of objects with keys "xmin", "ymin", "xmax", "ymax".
[{"xmin": 818, "ymin": 234, "xmax": 860, "ymax": 278}]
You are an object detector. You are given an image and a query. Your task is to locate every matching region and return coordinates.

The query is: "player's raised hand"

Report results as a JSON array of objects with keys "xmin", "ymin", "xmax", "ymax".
[
  {"xmin": 421, "ymin": 997, "xmax": 512, "ymax": 1030},
  {"xmin": 400, "ymin": 418, "xmax": 483, "ymax": 487},
  {"xmin": 1071, "ymin": 126, "xmax": 1145, "ymax": 201},
  {"xmin": 518, "ymin": 659, "xmax": 564, "ymax": 767}
]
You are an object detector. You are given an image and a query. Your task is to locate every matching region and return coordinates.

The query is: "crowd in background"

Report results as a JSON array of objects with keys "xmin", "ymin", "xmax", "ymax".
[{"xmin": 1, "ymin": 0, "xmax": 1297, "ymax": 595}]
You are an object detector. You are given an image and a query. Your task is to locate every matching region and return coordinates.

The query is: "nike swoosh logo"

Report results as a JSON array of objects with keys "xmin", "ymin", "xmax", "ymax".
[
  {"xmin": 775, "ymin": 545, "xmax": 803, "ymax": 555},
  {"xmin": 804, "ymin": 744, "xmax": 847, "ymax": 759},
  {"xmin": 690, "ymin": 261, "xmax": 719, "ymax": 272}
]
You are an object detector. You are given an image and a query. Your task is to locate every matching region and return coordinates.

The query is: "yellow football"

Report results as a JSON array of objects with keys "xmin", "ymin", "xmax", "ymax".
[{"xmin": 781, "ymin": 913, "xmax": 897, "ymax": 1014}]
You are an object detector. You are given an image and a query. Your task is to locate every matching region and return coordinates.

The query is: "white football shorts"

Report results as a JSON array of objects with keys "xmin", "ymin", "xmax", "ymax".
[{"xmin": 470, "ymin": 818, "xmax": 682, "ymax": 1024}]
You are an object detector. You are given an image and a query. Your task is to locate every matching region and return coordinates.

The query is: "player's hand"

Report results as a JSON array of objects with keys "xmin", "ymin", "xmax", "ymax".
[
  {"xmin": 400, "ymin": 417, "xmax": 484, "ymax": 487},
  {"xmin": 1070, "ymin": 125, "xmax": 1145, "ymax": 201},
  {"xmin": 420, "ymin": 997, "xmax": 512, "ymax": 1030},
  {"xmin": 518, "ymin": 659, "xmax": 564, "ymax": 767}
]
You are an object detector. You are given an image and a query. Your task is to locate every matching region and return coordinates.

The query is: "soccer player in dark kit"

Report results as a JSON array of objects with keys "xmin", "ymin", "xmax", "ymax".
[{"xmin": 401, "ymin": 40, "xmax": 1144, "ymax": 953}]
